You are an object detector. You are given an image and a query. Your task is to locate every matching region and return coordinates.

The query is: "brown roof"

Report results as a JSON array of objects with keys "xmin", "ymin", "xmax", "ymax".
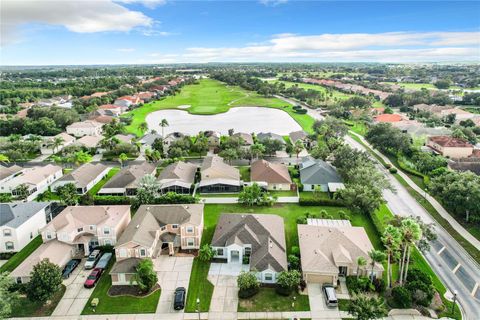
[
  {"xmin": 0, "ymin": 165, "xmax": 23, "ymax": 181},
  {"xmin": 55, "ymin": 163, "xmax": 108, "ymax": 187},
  {"xmin": 251, "ymin": 159, "xmax": 292, "ymax": 184},
  {"xmin": 212, "ymin": 214, "xmax": 287, "ymax": 272},
  {"xmin": 375, "ymin": 114, "xmax": 403, "ymax": 123},
  {"xmin": 429, "ymin": 136, "xmax": 473, "ymax": 148},
  {"xmin": 201, "ymin": 156, "xmax": 240, "ymax": 181}
]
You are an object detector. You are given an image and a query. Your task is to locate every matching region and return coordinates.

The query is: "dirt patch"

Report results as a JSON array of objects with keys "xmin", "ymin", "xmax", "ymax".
[{"xmin": 108, "ymin": 283, "xmax": 160, "ymax": 297}]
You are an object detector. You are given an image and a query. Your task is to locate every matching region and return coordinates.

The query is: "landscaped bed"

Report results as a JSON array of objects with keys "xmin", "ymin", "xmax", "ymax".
[
  {"xmin": 10, "ymin": 285, "xmax": 66, "ymax": 317},
  {"xmin": 237, "ymin": 287, "xmax": 310, "ymax": 312}
]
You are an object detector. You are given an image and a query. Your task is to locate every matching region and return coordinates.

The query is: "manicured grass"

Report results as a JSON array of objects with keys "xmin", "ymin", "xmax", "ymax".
[
  {"xmin": 383, "ymin": 82, "xmax": 465, "ymax": 91},
  {"xmin": 123, "ymin": 79, "xmax": 315, "ymax": 136},
  {"xmin": 299, "ymin": 191, "xmax": 331, "ymax": 201},
  {"xmin": 10, "ymin": 285, "xmax": 66, "ymax": 317},
  {"xmin": 198, "ymin": 193, "xmax": 239, "ymax": 198},
  {"xmin": 88, "ymin": 167, "xmax": 120, "ymax": 195},
  {"xmin": 185, "ymin": 257, "xmax": 214, "ymax": 312},
  {"xmin": 238, "ymin": 166, "xmax": 250, "ymax": 181},
  {"xmin": 82, "ymin": 261, "xmax": 160, "ymax": 315},
  {"xmin": 0, "ymin": 235, "xmax": 42, "ymax": 273},
  {"xmin": 269, "ymin": 190, "xmax": 298, "ymax": 197},
  {"xmin": 345, "ymin": 120, "xmax": 368, "ymax": 136},
  {"xmin": 238, "ymin": 287, "xmax": 310, "ymax": 312}
]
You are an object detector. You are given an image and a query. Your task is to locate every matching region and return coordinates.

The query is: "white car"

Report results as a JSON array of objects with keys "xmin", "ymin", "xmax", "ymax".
[{"xmin": 84, "ymin": 250, "xmax": 101, "ymax": 270}]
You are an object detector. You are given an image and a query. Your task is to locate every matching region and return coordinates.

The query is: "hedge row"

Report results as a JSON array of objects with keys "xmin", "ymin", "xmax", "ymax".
[
  {"xmin": 94, "ymin": 195, "xmax": 131, "ymax": 205},
  {"xmin": 93, "ymin": 193, "xmax": 198, "ymax": 205},
  {"xmin": 299, "ymin": 198, "xmax": 345, "ymax": 207},
  {"xmin": 397, "ymin": 157, "xmax": 425, "ymax": 179}
]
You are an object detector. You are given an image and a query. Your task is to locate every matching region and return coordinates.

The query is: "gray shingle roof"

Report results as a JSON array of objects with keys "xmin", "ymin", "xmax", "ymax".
[
  {"xmin": 101, "ymin": 163, "xmax": 156, "ymax": 190},
  {"xmin": 257, "ymin": 132, "xmax": 286, "ymax": 144},
  {"xmin": 0, "ymin": 202, "xmax": 51, "ymax": 228},
  {"xmin": 158, "ymin": 161, "xmax": 197, "ymax": 187},
  {"xmin": 110, "ymin": 258, "xmax": 142, "ymax": 274},
  {"xmin": 140, "ymin": 133, "xmax": 163, "ymax": 146},
  {"xmin": 212, "ymin": 214, "xmax": 287, "ymax": 272},
  {"xmin": 299, "ymin": 157, "xmax": 342, "ymax": 185}
]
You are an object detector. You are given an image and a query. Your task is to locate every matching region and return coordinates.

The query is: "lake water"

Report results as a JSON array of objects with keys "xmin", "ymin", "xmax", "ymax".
[{"xmin": 145, "ymin": 107, "xmax": 302, "ymax": 135}]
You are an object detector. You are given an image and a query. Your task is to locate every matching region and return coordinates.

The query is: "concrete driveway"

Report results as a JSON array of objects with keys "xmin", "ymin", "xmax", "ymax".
[
  {"xmin": 52, "ymin": 260, "xmax": 94, "ymax": 316},
  {"xmin": 154, "ymin": 255, "xmax": 194, "ymax": 314},
  {"xmin": 307, "ymin": 283, "xmax": 342, "ymax": 320}
]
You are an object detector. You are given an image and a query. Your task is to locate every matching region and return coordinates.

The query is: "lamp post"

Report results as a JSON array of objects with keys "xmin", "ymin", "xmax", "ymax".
[
  {"xmin": 196, "ymin": 297, "xmax": 200, "ymax": 320},
  {"xmin": 451, "ymin": 290, "xmax": 457, "ymax": 315}
]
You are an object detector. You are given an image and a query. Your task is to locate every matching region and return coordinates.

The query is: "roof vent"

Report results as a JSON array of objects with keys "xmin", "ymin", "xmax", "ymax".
[{"xmin": 136, "ymin": 224, "xmax": 140, "ymax": 229}]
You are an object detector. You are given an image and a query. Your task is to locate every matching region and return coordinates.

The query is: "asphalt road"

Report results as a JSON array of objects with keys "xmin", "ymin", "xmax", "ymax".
[{"xmin": 345, "ymin": 135, "xmax": 480, "ymax": 319}]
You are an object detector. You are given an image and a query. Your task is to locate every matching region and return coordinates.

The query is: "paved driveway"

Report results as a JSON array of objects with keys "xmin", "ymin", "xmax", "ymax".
[
  {"xmin": 307, "ymin": 283, "xmax": 342, "ymax": 320},
  {"xmin": 52, "ymin": 260, "xmax": 94, "ymax": 316},
  {"xmin": 154, "ymin": 255, "xmax": 194, "ymax": 314}
]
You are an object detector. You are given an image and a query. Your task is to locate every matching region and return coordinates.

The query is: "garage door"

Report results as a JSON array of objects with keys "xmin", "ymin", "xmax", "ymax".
[{"xmin": 305, "ymin": 273, "xmax": 334, "ymax": 284}]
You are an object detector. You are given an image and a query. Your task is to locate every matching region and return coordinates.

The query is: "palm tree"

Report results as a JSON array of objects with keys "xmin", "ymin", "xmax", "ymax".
[
  {"xmin": 0, "ymin": 154, "xmax": 9, "ymax": 164},
  {"xmin": 399, "ymin": 218, "xmax": 422, "ymax": 284},
  {"xmin": 347, "ymin": 293, "xmax": 387, "ymax": 320},
  {"xmin": 356, "ymin": 256, "xmax": 367, "ymax": 279},
  {"xmin": 118, "ymin": 153, "xmax": 128, "ymax": 168},
  {"xmin": 382, "ymin": 225, "xmax": 402, "ymax": 288},
  {"xmin": 368, "ymin": 249, "xmax": 386, "ymax": 283},
  {"xmin": 139, "ymin": 122, "xmax": 148, "ymax": 133},
  {"xmin": 50, "ymin": 136, "xmax": 64, "ymax": 154},
  {"xmin": 293, "ymin": 140, "xmax": 304, "ymax": 158},
  {"xmin": 250, "ymin": 143, "xmax": 265, "ymax": 159},
  {"xmin": 159, "ymin": 118, "xmax": 169, "ymax": 138}
]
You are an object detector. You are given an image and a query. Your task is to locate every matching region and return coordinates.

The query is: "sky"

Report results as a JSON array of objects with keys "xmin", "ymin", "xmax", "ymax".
[{"xmin": 1, "ymin": 0, "xmax": 479, "ymax": 65}]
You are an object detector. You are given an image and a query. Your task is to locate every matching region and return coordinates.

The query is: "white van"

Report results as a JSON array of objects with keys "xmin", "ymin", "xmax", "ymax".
[{"xmin": 322, "ymin": 284, "xmax": 338, "ymax": 308}]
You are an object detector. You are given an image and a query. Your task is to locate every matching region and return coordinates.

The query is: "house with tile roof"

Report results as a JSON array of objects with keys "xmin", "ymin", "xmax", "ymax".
[
  {"xmin": 98, "ymin": 162, "xmax": 156, "ymax": 196},
  {"xmin": 251, "ymin": 159, "xmax": 293, "ymax": 191},
  {"xmin": 51, "ymin": 163, "xmax": 110, "ymax": 194},
  {"xmin": 427, "ymin": 136, "xmax": 473, "ymax": 158},
  {"xmin": 299, "ymin": 157, "xmax": 343, "ymax": 192},
  {"xmin": 198, "ymin": 156, "xmax": 241, "ymax": 193},
  {"xmin": 0, "ymin": 202, "xmax": 52, "ymax": 253},
  {"xmin": 374, "ymin": 113, "xmax": 404, "ymax": 123},
  {"xmin": 0, "ymin": 165, "xmax": 23, "ymax": 186},
  {"xmin": 139, "ymin": 133, "xmax": 163, "ymax": 152},
  {"xmin": 75, "ymin": 135, "xmax": 105, "ymax": 150},
  {"xmin": 298, "ymin": 220, "xmax": 383, "ymax": 285},
  {"xmin": 40, "ymin": 132, "xmax": 76, "ymax": 155},
  {"xmin": 1, "ymin": 164, "xmax": 63, "ymax": 201},
  {"xmin": 211, "ymin": 214, "xmax": 287, "ymax": 283},
  {"xmin": 257, "ymin": 132, "xmax": 286, "ymax": 145},
  {"xmin": 66, "ymin": 120, "xmax": 103, "ymax": 137},
  {"xmin": 233, "ymin": 132, "xmax": 254, "ymax": 146},
  {"xmin": 157, "ymin": 161, "xmax": 197, "ymax": 194},
  {"xmin": 289, "ymin": 130, "xmax": 307, "ymax": 145},
  {"xmin": 111, "ymin": 204, "xmax": 204, "ymax": 285}
]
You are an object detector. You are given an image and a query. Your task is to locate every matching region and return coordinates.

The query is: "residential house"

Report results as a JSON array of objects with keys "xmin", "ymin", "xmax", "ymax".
[
  {"xmin": 0, "ymin": 202, "xmax": 52, "ymax": 253},
  {"xmin": 299, "ymin": 157, "xmax": 343, "ymax": 192},
  {"xmin": 51, "ymin": 163, "xmax": 110, "ymax": 194},
  {"xmin": 157, "ymin": 161, "xmax": 197, "ymax": 194},
  {"xmin": 298, "ymin": 220, "xmax": 383, "ymax": 285},
  {"xmin": 413, "ymin": 104, "xmax": 452, "ymax": 114},
  {"xmin": 198, "ymin": 156, "xmax": 241, "ymax": 193},
  {"xmin": 233, "ymin": 132, "xmax": 254, "ymax": 146},
  {"xmin": 139, "ymin": 133, "xmax": 163, "ymax": 152},
  {"xmin": 113, "ymin": 98, "xmax": 132, "ymax": 109},
  {"xmin": 114, "ymin": 134, "xmax": 136, "ymax": 145},
  {"xmin": 66, "ymin": 120, "xmax": 103, "ymax": 137},
  {"xmin": 427, "ymin": 136, "xmax": 474, "ymax": 158},
  {"xmin": 137, "ymin": 91, "xmax": 156, "ymax": 103},
  {"xmin": 289, "ymin": 130, "xmax": 307, "ymax": 145},
  {"xmin": 250, "ymin": 159, "xmax": 293, "ymax": 191},
  {"xmin": 439, "ymin": 108, "xmax": 477, "ymax": 122},
  {"xmin": 40, "ymin": 132, "xmax": 76, "ymax": 155},
  {"xmin": 98, "ymin": 162, "xmax": 156, "ymax": 196},
  {"xmin": 257, "ymin": 132, "xmax": 286, "ymax": 145},
  {"xmin": 111, "ymin": 204, "xmax": 204, "ymax": 285},
  {"xmin": 211, "ymin": 214, "xmax": 287, "ymax": 283},
  {"xmin": 203, "ymin": 131, "xmax": 221, "ymax": 147},
  {"xmin": 98, "ymin": 104, "xmax": 126, "ymax": 116},
  {"xmin": 374, "ymin": 114, "xmax": 404, "ymax": 123},
  {"xmin": 1, "ymin": 165, "xmax": 63, "ymax": 201},
  {"xmin": 11, "ymin": 205, "xmax": 131, "ymax": 283},
  {"xmin": 75, "ymin": 135, "xmax": 105, "ymax": 151},
  {"xmin": 164, "ymin": 132, "xmax": 185, "ymax": 149},
  {"xmin": 0, "ymin": 165, "xmax": 23, "ymax": 186}
]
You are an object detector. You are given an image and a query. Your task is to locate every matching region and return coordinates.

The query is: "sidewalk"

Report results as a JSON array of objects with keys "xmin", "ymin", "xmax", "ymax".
[{"xmin": 349, "ymin": 131, "xmax": 480, "ymax": 251}]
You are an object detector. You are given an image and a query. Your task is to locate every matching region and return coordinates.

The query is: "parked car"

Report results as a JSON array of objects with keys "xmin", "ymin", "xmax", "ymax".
[
  {"xmin": 322, "ymin": 284, "xmax": 338, "ymax": 308},
  {"xmin": 84, "ymin": 250, "xmax": 102, "ymax": 270},
  {"xmin": 95, "ymin": 252, "xmax": 112, "ymax": 270},
  {"xmin": 84, "ymin": 268, "xmax": 103, "ymax": 288},
  {"xmin": 173, "ymin": 287, "xmax": 186, "ymax": 310},
  {"xmin": 62, "ymin": 259, "xmax": 81, "ymax": 279}
]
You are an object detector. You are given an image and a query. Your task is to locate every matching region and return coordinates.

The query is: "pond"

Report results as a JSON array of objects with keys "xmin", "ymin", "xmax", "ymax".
[{"xmin": 145, "ymin": 107, "xmax": 302, "ymax": 135}]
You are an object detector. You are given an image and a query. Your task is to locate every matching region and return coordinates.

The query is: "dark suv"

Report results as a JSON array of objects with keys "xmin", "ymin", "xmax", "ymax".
[
  {"xmin": 173, "ymin": 287, "xmax": 186, "ymax": 310},
  {"xmin": 62, "ymin": 259, "xmax": 81, "ymax": 279}
]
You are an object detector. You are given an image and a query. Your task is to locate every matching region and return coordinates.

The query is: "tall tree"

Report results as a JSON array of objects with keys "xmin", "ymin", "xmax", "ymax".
[
  {"xmin": 0, "ymin": 272, "xmax": 19, "ymax": 319},
  {"xmin": 57, "ymin": 183, "xmax": 79, "ymax": 206},
  {"xmin": 293, "ymin": 140, "xmax": 304, "ymax": 158},
  {"xmin": 132, "ymin": 258, "xmax": 158, "ymax": 293},
  {"xmin": 50, "ymin": 136, "xmax": 64, "ymax": 154},
  {"xmin": 356, "ymin": 256, "xmax": 367, "ymax": 279},
  {"xmin": 26, "ymin": 259, "xmax": 63, "ymax": 304},
  {"xmin": 159, "ymin": 118, "xmax": 169, "ymax": 138},
  {"xmin": 399, "ymin": 218, "xmax": 422, "ymax": 284},
  {"xmin": 250, "ymin": 143, "xmax": 265, "ymax": 159},
  {"xmin": 118, "ymin": 153, "xmax": 128, "ymax": 167},
  {"xmin": 139, "ymin": 122, "xmax": 148, "ymax": 133},
  {"xmin": 368, "ymin": 250, "xmax": 386, "ymax": 283},
  {"xmin": 382, "ymin": 225, "xmax": 402, "ymax": 288}
]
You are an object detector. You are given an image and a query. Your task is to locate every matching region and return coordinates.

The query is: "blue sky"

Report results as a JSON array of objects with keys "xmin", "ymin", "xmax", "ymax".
[{"xmin": 1, "ymin": 0, "xmax": 479, "ymax": 65}]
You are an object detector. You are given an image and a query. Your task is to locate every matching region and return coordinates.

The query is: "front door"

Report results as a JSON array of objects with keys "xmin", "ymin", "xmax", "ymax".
[
  {"xmin": 230, "ymin": 250, "xmax": 240, "ymax": 263},
  {"xmin": 118, "ymin": 274, "xmax": 126, "ymax": 284},
  {"xmin": 339, "ymin": 266, "xmax": 348, "ymax": 277}
]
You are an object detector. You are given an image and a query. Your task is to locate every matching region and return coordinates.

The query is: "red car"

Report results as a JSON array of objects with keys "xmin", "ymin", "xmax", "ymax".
[{"xmin": 84, "ymin": 268, "xmax": 102, "ymax": 288}]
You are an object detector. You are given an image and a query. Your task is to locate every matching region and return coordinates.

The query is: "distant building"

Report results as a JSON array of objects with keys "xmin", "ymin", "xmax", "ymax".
[
  {"xmin": 98, "ymin": 163, "xmax": 156, "ymax": 196},
  {"xmin": 158, "ymin": 161, "xmax": 197, "ymax": 194},
  {"xmin": 66, "ymin": 120, "xmax": 103, "ymax": 137},
  {"xmin": 299, "ymin": 157, "xmax": 343, "ymax": 192},
  {"xmin": 374, "ymin": 114, "xmax": 404, "ymax": 123},
  {"xmin": 198, "ymin": 156, "xmax": 241, "ymax": 193},
  {"xmin": 51, "ymin": 163, "xmax": 110, "ymax": 194},
  {"xmin": 40, "ymin": 132, "xmax": 76, "ymax": 155},
  {"xmin": 427, "ymin": 136, "xmax": 473, "ymax": 158},
  {"xmin": 251, "ymin": 159, "xmax": 292, "ymax": 191}
]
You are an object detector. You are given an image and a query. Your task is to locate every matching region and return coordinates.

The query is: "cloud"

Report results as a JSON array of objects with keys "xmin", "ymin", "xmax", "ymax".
[
  {"xmin": 178, "ymin": 31, "xmax": 480, "ymax": 62},
  {"xmin": 117, "ymin": 48, "xmax": 136, "ymax": 52},
  {"xmin": 115, "ymin": 0, "xmax": 167, "ymax": 9},
  {"xmin": 1, "ymin": 0, "xmax": 154, "ymax": 46}
]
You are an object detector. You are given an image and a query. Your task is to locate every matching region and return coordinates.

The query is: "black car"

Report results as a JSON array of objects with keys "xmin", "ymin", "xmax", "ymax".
[
  {"xmin": 62, "ymin": 259, "xmax": 81, "ymax": 279},
  {"xmin": 173, "ymin": 287, "xmax": 186, "ymax": 310}
]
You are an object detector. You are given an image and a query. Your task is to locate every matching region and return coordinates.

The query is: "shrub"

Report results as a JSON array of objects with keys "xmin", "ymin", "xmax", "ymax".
[
  {"xmin": 296, "ymin": 216, "xmax": 307, "ymax": 224},
  {"xmin": 132, "ymin": 258, "xmax": 158, "ymax": 293},
  {"xmin": 26, "ymin": 259, "xmax": 63, "ymax": 303},
  {"xmin": 276, "ymin": 270, "xmax": 301, "ymax": 295},
  {"xmin": 298, "ymin": 198, "xmax": 344, "ymax": 207},
  {"xmin": 384, "ymin": 163, "xmax": 392, "ymax": 169},
  {"xmin": 94, "ymin": 195, "xmax": 131, "ymax": 205},
  {"xmin": 295, "ymin": 109, "xmax": 308, "ymax": 114},
  {"xmin": 405, "ymin": 268, "xmax": 434, "ymax": 307},
  {"xmin": 238, "ymin": 286, "xmax": 259, "ymax": 299},
  {"xmin": 198, "ymin": 245, "xmax": 215, "ymax": 262},
  {"xmin": 389, "ymin": 167, "xmax": 398, "ymax": 174},
  {"xmin": 237, "ymin": 271, "xmax": 259, "ymax": 298},
  {"xmin": 373, "ymin": 278, "xmax": 386, "ymax": 293},
  {"xmin": 291, "ymin": 246, "xmax": 300, "ymax": 256},
  {"xmin": 391, "ymin": 286, "xmax": 412, "ymax": 308},
  {"xmin": 288, "ymin": 254, "xmax": 300, "ymax": 270},
  {"xmin": 346, "ymin": 276, "xmax": 374, "ymax": 294}
]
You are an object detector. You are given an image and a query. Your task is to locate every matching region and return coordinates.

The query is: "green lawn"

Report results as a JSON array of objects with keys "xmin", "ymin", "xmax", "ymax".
[
  {"xmin": 123, "ymin": 79, "xmax": 315, "ymax": 136},
  {"xmin": 185, "ymin": 257, "xmax": 214, "ymax": 312},
  {"xmin": 299, "ymin": 191, "xmax": 331, "ymax": 201},
  {"xmin": 270, "ymin": 190, "xmax": 298, "ymax": 197},
  {"xmin": 198, "ymin": 193, "xmax": 239, "ymax": 198},
  {"xmin": 88, "ymin": 167, "xmax": 120, "ymax": 195},
  {"xmin": 382, "ymin": 82, "xmax": 466, "ymax": 91},
  {"xmin": 10, "ymin": 285, "xmax": 66, "ymax": 317},
  {"xmin": 238, "ymin": 287, "xmax": 310, "ymax": 312},
  {"xmin": 0, "ymin": 235, "xmax": 42, "ymax": 273},
  {"xmin": 82, "ymin": 261, "xmax": 161, "ymax": 315},
  {"xmin": 238, "ymin": 166, "xmax": 250, "ymax": 181}
]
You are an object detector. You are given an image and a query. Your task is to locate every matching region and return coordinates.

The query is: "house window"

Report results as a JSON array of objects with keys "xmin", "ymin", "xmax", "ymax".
[
  {"xmin": 16, "ymin": 277, "xmax": 22, "ymax": 284},
  {"xmin": 186, "ymin": 226, "xmax": 194, "ymax": 233},
  {"xmin": 161, "ymin": 226, "xmax": 166, "ymax": 231},
  {"xmin": 103, "ymin": 227, "xmax": 110, "ymax": 235},
  {"xmin": 5, "ymin": 242, "xmax": 14, "ymax": 250},
  {"xmin": 30, "ymin": 232, "xmax": 33, "ymax": 239},
  {"xmin": 119, "ymin": 248, "xmax": 127, "ymax": 258},
  {"xmin": 187, "ymin": 238, "xmax": 195, "ymax": 247},
  {"xmin": 140, "ymin": 249, "xmax": 147, "ymax": 257},
  {"xmin": 104, "ymin": 239, "xmax": 112, "ymax": 246},
  {"xmin": 3, "ymin": 229, "xmax": 11, "ymax": 236},
  {"xmin": 89, "ymin": 225, "xmax": 95, "ymax": 231},
  {"xmin": 172, "ymin": 224, "xmax": 178, "ymax": 229},
  {"xmin": 264, "ymin": 273, "xmax": 273, "ymax": 281},
  {"xmin": 244, "ymin": 247, "xmax": 252, "ymax": 256},
  {"xmin": 77, "ymin": 227, "xmax": 83, "ymax": 233},
  {"xmin": 216, "ymin": 248, "xmax": 224, "ymax": 256}
]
